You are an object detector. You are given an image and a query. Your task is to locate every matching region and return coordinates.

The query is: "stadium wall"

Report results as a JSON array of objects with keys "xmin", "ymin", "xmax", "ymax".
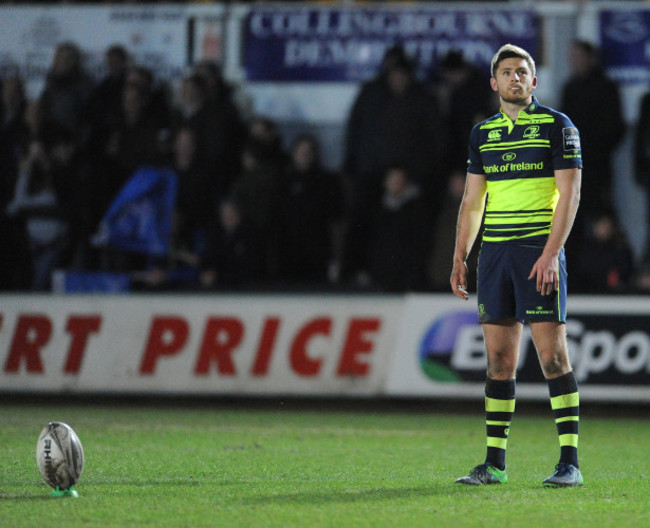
[{"xmin": 1, "ymin": 294, "xmax": 649, "ymax": 403}]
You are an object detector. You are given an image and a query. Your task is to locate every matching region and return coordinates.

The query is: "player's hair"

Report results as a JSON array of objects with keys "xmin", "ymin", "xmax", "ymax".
[{"xmin": 490, "ymin": 44, "xmax": 536, "ymax": 78}]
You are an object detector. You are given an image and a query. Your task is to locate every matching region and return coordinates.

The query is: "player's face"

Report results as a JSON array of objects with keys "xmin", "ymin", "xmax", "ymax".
[{"xmin": 490, "ymin": 57, "xmax": 537, "ymax": 105}]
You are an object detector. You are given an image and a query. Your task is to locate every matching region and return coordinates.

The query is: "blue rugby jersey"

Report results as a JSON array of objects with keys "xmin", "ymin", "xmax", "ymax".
[{"xmin": 467, "ymin": 96, "xmax": 582, "ymax": 245}]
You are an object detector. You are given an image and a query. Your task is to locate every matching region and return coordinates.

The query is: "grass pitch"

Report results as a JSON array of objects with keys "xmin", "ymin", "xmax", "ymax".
[{"xmin": 1, "ymin": 399, "xmax": 649, "ymax": 528}]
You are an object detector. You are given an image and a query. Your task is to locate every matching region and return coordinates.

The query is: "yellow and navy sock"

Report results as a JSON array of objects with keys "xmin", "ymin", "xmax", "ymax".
[
  {"xmin": 547, "ymin": 371, "xmax": 579, "ymax": 468},
  {"xmin": 485, "ymin": 378, "xmax": 516, "ymax": 471}
]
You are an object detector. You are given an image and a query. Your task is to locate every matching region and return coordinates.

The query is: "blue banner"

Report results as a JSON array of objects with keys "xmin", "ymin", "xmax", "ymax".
[
  {"xmin": 600, "ymin": 9, "xmax": 650, "ymax": 84},
  {"xmin": 94, "ymin": 166, "xmax": 177, "ymax": 256},
  {"xmin": 54, "ymin": 271, "xmax": 132, "ymax": 293},
  {"xmin": 244, "ymin": 7, "xmax": 540, "ymax": 82}
]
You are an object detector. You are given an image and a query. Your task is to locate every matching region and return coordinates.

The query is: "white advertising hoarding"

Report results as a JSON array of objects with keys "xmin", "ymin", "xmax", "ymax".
[
  {"xmin": 386, "ymin": 295, "xmax": 650, "ymax": 402},
  {"xmin": 1, "ymin": 294, "xmax": 650, "ymax": 401},
  {"xmin": 0, "ymin": 294, "xmax": 402, "ymax": 396}
]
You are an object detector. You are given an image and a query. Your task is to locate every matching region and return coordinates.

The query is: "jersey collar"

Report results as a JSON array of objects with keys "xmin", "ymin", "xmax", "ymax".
[{"xmin": 499, "ymin": 96, "xmax": 540, "ymax": 132}]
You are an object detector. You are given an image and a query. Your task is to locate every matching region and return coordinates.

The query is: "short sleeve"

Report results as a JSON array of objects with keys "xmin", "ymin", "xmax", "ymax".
[
  {"xmin": 551, "ymin": 113, "xmax": 583, "ymax": 170},
  {"xmin": 466, "ymin": 123, "xmax": 485, "ymax": 174}
]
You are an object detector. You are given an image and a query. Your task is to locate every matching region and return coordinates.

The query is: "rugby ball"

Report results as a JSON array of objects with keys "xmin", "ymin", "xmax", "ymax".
[{"xmin": 36, "ymin": 422, "xmax": 84, "ymax": 490}]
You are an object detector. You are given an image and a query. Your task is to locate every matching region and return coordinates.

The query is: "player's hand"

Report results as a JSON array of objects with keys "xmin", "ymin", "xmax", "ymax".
[
  {"xmin": 528, "ymin": 253, "xmax": 559, "ymax": 296},
  {"xmin": 450, "ymin": 261, "xmax": 469, "ymax": 300}
]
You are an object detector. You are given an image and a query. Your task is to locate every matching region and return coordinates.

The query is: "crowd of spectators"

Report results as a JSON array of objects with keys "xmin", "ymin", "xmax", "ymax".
[{"xmin": 0, "ymin": 40, "xmax": 648, "ymax": 294}]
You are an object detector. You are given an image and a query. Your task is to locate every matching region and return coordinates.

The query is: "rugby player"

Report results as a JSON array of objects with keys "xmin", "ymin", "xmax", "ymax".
[{"xmin": 450, "ymin": 44, "xmax": 583, "ymax": 487}]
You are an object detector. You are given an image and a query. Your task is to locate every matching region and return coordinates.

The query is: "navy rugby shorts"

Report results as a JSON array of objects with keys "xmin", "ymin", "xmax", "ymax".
[{"xmin": 476, "ymin": 243, "xmax": 567, "ymax": 324}]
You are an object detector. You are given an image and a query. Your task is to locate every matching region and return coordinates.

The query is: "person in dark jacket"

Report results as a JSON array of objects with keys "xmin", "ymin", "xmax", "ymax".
[
  {"xmin": 573, "ymin": 210, "xmax": 634, "ymax": 293},
  {"xmin": 230, "ymin": 139, "xmax": 287, "ymax": 281},
  {"xmin": 560, "ymin": 40, "xmax": 625, "ymax": 265},
  {"xmin": 37, "ymin": 42, "xmax": 94, "ymax": 146},
  {"xmin": 341, "ymin": 49, "xmax": 444, "ymax": 284},
  {"xmin": 200, "ymin": 197, "xmax": 265, "ymax": 290},
  {"xmin": 560, "ymin": 40, "xmax": 624, "ymax": 215},
  {"xmin": 280, "ymin": 133, "xmax": 345, "ymax": 286},
  {"xmin": 368, "ymin": 166, "xmax": 429, "ymax": 292},
  {"xmin": 431, "ymin": 49, "xmax": 496, "ymax": 176},
  {"xmin": 0, "ymin": 75, "xmax": 32, "ymax": 289},
  {"xmin": 633, "ymin": 89, "xmax": 650, "ymax": 265}
]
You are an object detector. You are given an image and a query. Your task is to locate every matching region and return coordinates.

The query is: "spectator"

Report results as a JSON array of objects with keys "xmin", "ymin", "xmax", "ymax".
[
  {"xmin": 560, "ymin": 41, "xmax": 624, "ymax": 214},
  {"xmin": 560, "ymin": 40, "xmax": 625, "ymax": 263},
  {"xmin": 172, "ymin": 72, "xmax": 244, "ymax": 194},
  {"xmin": 0, "ymin": 75, "xmax": 31, "ymax": 178},
  {"xmin": 5, "ymin": 133, "xmax": 76, "ymax": 291},
  {"xmin": 633, "ymin": 89, "xmax": 650, "ymax": 266},
  {"xmin": 104, "ymin": 83, "xmax": 168, "ymax": 201},
  {"xmin": 131, "ymin": 128, "xmax": 224, "ymax": 291},
  {"xmin": 43, "ymin": 124, "xmax": 85, "ymax": 270},
  {"xmin": 0, "ymin": 75, "xmax": 32, "ymax": 289},
  {"xmin": 428, "ymin": 170, "xmax": 479, "ymax": 292},
  {"xmin": 572, "ymin": 210, "xmax": 634, "ymax": 293},
  {"xmin": 634, "ymin": 265, "xmax": 650, "ymax": 293},
  {"xmin": 200, "ymin": 197, "xmax": 265, "ymax": 290},
  {"xmin": 0, "ymin": 75, "xmax": 31, "ymax": 201},
  {"xmin": 124, "ymin": 65, "xmax": 172, "ymax": 133},
  {"xmin": 341, "ymin": 48, "xmax": 444, "ymax": 284},
  {"xmin": 367, "ymin": 166, "xmax": 429, "ymax": 292},
  {"xmin": 230, "ymin": 139, "xmax": 287, "ymax": 281},
  {"xmin": 247, "ymin": 115, "xmax": 289, "ymax": 174},
  {"xmin": 171, "ymin": 125, "xmax": 218, "ymax": 251},
  {"xmin": 37, "ymin": 42, "xmax": 94, "ymax": 145},
  {"xmin": 78, "ymin": 78, "xmax": 170, "ymax": 273},
  {"xmin": 193, "ymin": 59, "xmax": 240, "ymax": 116},
  {"xmin": 280, "ymin": 133, "xmax": 345, "ymax": 286},
  {"xmin": 431, "ymin": 49, "xmax": 496, "ymax": 176},
  {"xmin": 172, "ymin": 74, "xmax": 212, "ymax": 151},
  {"xmin": 134, "ymin": 208, "xmax": 202, "ymax": 292},
  {"xmin": 343, "ymin": 44, "xmax": 411, "ymax": 179},
  {"xmin": 87, "ymin": 44, "xmax": 130, "ymax": 139}
]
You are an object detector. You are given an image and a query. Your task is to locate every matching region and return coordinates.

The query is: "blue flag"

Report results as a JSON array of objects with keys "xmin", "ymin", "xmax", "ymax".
[{"xmin": 93, "ymin": 166, "xmax": 177, "ymax": 256}]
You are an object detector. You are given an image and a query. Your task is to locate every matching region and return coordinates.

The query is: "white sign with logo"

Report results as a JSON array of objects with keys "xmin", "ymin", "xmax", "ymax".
[
  {"xmin": 386, "ymin": 295, "xmax": 650, "ymax": 402},
  {"xmin": 0, "ymin": 5, "xmax": 222, "ymax": 99}
]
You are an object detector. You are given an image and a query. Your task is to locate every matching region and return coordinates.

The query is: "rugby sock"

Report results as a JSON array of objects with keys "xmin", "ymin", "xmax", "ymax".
[
  {"xmin": 484, "ymin": 377, "xmax": 516, "ymax": 471},
  {"xmin": 547, "ymin": 371, "xmax": 580, "ymax": 468}
]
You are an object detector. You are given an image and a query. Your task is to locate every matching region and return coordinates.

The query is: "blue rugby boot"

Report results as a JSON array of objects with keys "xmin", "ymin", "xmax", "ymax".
[{"xmin": 542, "ymin": 463, "xmax": 583, "ymax": 488}]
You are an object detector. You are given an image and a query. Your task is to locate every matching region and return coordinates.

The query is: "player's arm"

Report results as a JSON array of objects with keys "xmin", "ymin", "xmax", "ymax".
[
  {"xmin": 450, "ymin": 172, "xmax": 487, "ymax": 300},
  {"xmin": 528, "ymin": 167, "xmax": 582, "ymax": 295}
]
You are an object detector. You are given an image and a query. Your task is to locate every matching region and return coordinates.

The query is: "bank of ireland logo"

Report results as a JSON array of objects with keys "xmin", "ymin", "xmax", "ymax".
[
  {"xmin": 419, "ymin": 311, "xmax": 479, "ymax": 382},
  {"xmin": 488, "ymin": 130, "xmax": 502, "ymax": 142},
  {"xmin": 523, "ymin": 125, "xmax": 540, "ymax": 139},
  {"xmin": 502, "ymin": 152, "xmax": 516, "ymax": 162}
]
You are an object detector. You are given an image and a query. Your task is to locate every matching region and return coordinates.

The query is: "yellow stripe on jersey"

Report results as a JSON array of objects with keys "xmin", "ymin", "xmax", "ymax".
[
  {"xmin": 486, "ymin": 177, "xmax": 557, "ymax": 211},
  {"xmin": 479, "ymin": 139, "xmax": 550, "ymax": 152},
  {"xmin": 483, "ymin": 177, "xmax": 558, "ymax": 242},
  {"xmin": 480, "ymin": 117, "xmax": 510, "ymax": 129},
  {"xmin": 515, "ymin": 112, "xmax": 555, "ymax": 125}
]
